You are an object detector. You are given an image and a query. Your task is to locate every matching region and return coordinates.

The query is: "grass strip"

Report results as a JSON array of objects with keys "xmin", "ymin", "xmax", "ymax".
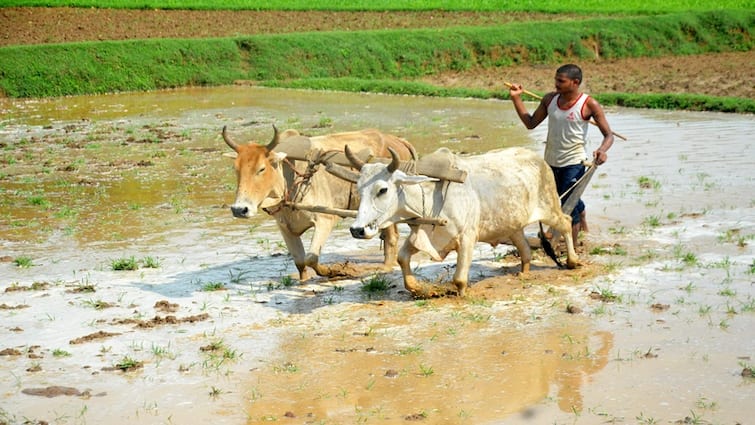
[
  {"xmin": 0, "ymin": 10, "xmax": 752, "ymax": 113},
  {"xmin": 261, "ymin": 78, "xmax": 755, "ymax": 114}
]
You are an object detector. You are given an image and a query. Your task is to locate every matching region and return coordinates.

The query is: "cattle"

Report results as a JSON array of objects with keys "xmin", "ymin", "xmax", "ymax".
[
  {"xmin": 222, "ymin": 125, "xmax": 416, "ymax": 280},
  {"xmin": 345, "ymin": 146, "xmax": 579, "ymax": 297}
]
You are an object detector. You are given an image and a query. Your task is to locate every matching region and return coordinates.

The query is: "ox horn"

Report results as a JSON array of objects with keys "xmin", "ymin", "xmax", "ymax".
[
  {"xmin": 386, "ymin": 147, "xmax": 401, "ymax": 173},
  {"xmin": 325, "ymin": 162, "xmax": 360, "ymax": 183},
  {"xmin": 222, "ymin": 126, "xmax": 240, "ymax": 152},
  {"xmin": 267, "ymin": 124, "xmax": 280, "ymax": 151},
  {"xmin": 344, "ymin": 144, "xmax": 365, "ymax": 171}
]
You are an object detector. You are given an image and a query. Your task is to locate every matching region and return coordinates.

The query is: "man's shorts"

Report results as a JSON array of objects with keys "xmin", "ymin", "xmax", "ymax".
[{"xmin": 550, "ymin": 164, "xmax": 585, "ymax": 225}]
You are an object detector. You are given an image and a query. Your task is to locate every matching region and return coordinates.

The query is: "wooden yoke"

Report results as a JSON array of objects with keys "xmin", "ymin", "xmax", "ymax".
[{"xmin": 274, "ymin": 136, "xmax": 468, "ymax": 183}]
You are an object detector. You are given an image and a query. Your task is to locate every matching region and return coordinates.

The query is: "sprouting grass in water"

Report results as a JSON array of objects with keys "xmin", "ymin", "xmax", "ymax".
[
  {"xmin": 141, "ymin": 256, "xmax": 160, "ymax": 268},
  {"xmin": 589, "ymin": 245, "xmax": 627, "ymax": 256},
  {"xmin": 111, "ymin": 256, "xmax": 138, "ymax": 271},
  {"xmin": 13, "ymin": 256, "xmax": 33, "ymax": 268},
  {"xmin": 361, "ymin": 274, "xmax": 391, "ymax": 293},
  {"xmin": 397, "ymin": 345, "xmax": 423, "ymax": 355},
  {"xmin": 209, "ymin": 386, "xmax": 225, "ymax": 399},
  {"xmin": 201, "ymin": 281, "xmax": 226, "ymax": 291},
  {"xmin": 82, "ymin": 298, "xmax": 112, "ymax": 310},
  {"xmin": 637, "ymin": 176, "xmax": 661, "ymax": 190},
  {"xmin": 26, "ymin": 195, "xmax": 51, "ymax": 209},
  {"xmin": 718, "ymin": 228, "xmax": 752, "ymax": 247},
  {"xmin": 54, "ymin": 205, "xmax": 78, "ymax": 219},
  {"xmin": 591, "ymin": 285, "xmax": 621, "ymax": 303},
  {"xmin": 642, "ymin": 215, "xmax": 662, "ymax": 228},
  {"xmin": 671, "ymin": 244, "xmax": 699, "ymax": 267},
  {"xmin": 418, "ymin": 363, "xmax": 434, "ymax": 377},
  {"xmin": 114, "ymin": 356, "xmax": 143, "ymax": 371},
  {"xmin": 280, "ymin": 275, "xmax": 296, "ymax": 287},
  {"xmin": 52, "ymin": 348, "xmax": 72, "ymax": 357},
  {"xmin": 273, "ymin": 362, "xmax": 299, "ymax": 374}
]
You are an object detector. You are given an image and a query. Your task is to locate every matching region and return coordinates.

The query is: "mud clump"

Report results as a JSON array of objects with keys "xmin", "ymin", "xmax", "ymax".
[{"xmin": 69, "ymin": 330, "xmax": 122, "ymax": 345}]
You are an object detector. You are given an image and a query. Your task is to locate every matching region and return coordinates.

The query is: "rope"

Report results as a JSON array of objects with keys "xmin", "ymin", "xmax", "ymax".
[{"xmin": 558, "ymin": 162, "xmax": 595, "ymax": 201}]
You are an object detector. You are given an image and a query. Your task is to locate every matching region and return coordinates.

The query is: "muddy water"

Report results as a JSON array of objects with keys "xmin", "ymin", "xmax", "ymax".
[{"xmin": 1, "ymin": 86, "xmax": 754, "ymax": 425}]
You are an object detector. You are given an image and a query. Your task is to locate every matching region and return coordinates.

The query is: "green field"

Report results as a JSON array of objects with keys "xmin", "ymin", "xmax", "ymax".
[{"xmin": 0, "ymin": 4, "xmax": 753, "ymax": 112}]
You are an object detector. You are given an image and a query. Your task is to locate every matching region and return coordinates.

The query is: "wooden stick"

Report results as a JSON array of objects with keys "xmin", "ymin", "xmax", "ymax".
[
  {"xmin": 287, "ymin": 203, "xmax": 448, "ymax": 226},
  {"xmin": 503, "ymin": 81, "xmax": 628, "ymax": 141}
]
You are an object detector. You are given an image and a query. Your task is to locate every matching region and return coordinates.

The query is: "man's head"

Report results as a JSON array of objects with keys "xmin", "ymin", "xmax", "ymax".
[
  {"xmin": 554, "ymin": 64, "xmax": 582, "ymax": 94},
  {"xmin": 556, "ymin": 64, "xmax": 582, "ymax": 84}
]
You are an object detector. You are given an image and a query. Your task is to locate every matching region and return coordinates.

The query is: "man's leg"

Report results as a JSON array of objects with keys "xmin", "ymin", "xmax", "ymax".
[{"xmin": 580, "ymin": 210, "xmax": 589, "ymax": 233}]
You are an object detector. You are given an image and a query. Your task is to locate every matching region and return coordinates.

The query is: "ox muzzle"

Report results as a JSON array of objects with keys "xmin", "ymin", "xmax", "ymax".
[
  {"xmin": 350, "ymin": 226, "xmax": 367, "ymax": 239},
  {"xmin": 231, "ymin": 204, "xmax": 251, "ymax": 218},
  {"xmin": 349, "ymin": 222, "xmax": 379, "ymax": 239}
]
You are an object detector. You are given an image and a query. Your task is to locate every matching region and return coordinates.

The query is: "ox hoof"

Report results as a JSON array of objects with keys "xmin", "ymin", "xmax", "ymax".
[{"xmin": 297, "ymin": 269, "xmax": 316, "ymax": 281}]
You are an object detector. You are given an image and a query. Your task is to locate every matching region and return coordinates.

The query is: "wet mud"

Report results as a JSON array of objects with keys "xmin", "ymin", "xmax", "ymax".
[{"xmin": 0, "ymin": 87, "xmax": 753, "ymax": 424}]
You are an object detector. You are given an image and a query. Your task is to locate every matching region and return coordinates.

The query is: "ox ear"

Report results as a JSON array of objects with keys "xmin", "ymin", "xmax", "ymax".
[
  {"xmin": 394, "ymin": 173, "xmax": 438, "ymax": 186},
  {"xmin": 223, "ymin": 152, "xmax": 238, "ymax": 159},
  {"xmin": 269, "ymin": 151, "xmax": 287, "ymax": 164}
]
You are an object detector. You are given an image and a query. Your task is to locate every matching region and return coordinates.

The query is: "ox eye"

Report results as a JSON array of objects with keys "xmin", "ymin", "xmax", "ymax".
[
  {"xmin": 377, "ymin": 187, "xmax": 388, "ymax": 196},
  {"xmin": 256, "ymin": 167, "xmax": 266, "ymax": 175}
]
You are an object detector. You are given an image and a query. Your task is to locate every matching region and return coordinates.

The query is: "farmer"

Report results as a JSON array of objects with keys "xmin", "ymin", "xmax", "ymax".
[{"xmin": 508, "ymin": 63, "xmax": 614, "ymax": 244}]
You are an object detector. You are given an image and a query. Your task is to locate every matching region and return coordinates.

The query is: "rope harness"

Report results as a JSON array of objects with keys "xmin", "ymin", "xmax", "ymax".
[{"xmin": 264, "ymin": 149, "xmax": 346, "ymax": 216}]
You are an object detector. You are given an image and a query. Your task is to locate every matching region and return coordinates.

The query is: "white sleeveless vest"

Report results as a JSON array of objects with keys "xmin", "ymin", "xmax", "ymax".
[{"xmin": 545, "ymin": 93, "xmax": 590, "ymax": 167}]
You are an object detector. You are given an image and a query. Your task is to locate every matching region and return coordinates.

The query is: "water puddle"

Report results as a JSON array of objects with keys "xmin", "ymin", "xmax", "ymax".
[{"xmin": 1, "ymin": 86, "xmax": 753, "ymax": 424}]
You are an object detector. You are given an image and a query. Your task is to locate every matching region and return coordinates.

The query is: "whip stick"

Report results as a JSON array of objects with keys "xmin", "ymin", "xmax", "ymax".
[{"xmin": 503, "ymin": 81, "xmax": 628, "ymax": 141}]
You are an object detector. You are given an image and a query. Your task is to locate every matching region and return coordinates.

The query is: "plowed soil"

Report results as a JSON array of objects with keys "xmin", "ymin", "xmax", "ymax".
[{"xmin": 1, "ymin": 7, "xmax": 752, "ymax": 99}]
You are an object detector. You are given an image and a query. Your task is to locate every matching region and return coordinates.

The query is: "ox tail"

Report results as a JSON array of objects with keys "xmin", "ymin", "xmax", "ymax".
[{"xmin": 538, "ymin": 222, "xmax": 565, "ymax": 269}]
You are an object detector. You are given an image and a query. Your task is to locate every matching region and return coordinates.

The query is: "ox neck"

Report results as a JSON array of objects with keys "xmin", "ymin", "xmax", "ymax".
[{"xmin": 398, "ymin": 182, "xmax": 434, "ymax": 219}]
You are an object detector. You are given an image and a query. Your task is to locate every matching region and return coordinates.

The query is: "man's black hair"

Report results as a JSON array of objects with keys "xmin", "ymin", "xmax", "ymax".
[{"xmin": 557, "ymin": 64, "xmax": 583, "ymax": 85}]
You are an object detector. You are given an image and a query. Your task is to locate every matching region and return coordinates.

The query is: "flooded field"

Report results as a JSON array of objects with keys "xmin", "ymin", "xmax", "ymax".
[{"xmin": 1, "ymin": 86, "xmax": 753, "ymax": 424}]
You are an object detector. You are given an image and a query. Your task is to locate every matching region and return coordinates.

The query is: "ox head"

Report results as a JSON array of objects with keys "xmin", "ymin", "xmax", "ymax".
[
  {"xmin": 223, "ymin": 125, "xmax": 287, "ymax": 218},
  {"xmin": 347, "ymin": 145, "xmax": 436, "ymax": 239}
]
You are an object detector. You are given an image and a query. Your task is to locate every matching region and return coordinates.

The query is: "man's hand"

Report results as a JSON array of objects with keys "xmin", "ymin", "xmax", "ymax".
[
  {"xmin": 593, "ymin": 149, "xmax": 607, "ymax": 165},
  {"xmin": 508, "ymin": 83, "xmax": 524, "ymax": 98}
]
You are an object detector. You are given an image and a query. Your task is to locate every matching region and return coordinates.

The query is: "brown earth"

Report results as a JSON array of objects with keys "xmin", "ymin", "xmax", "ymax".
[{"xmin": 1, "ymin": 7, "xmax": 753, "ymax": 99}]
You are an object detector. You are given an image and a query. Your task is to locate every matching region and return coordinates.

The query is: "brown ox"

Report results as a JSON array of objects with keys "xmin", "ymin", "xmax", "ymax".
[{"xmin": 223, "ymin": 125, "xmax": 415, "ymax": 280}]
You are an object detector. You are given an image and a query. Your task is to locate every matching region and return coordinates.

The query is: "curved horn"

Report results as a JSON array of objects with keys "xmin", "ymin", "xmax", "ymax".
[
  {"xmin": 344, "ymin": 144, "xmax": 365, "ymax": 171},
  {"xmin": 266, "ymin": 124, "xmax": 280, "ymax": 151},
  {"xmin": 386, "ymin": 147, "xmax": 401, "ymax": 173},
  {"xmin": 222, "ymin": 126, "xmax": 240, "ymax": 152},
  {"xmin": 325, "ymin": 162, "xmax": 360, "ymax": 183}
]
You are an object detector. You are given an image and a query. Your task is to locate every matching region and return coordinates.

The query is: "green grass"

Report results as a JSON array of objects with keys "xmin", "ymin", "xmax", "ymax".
[
  {"xmin": 361, "ymin": 274, "xmax": 391, "ymax": 293},
  {"xmin": 0, "ymin": 9, "xmax": 753, "ymax": 114},
  {"xmin": 1, "ymin": 1, "xmax": 749, "ymax": 13},
  {"xmin": 111, "ymin": 256, "xmax": 138, "ymax": 271},
  {"xmin": 13, "ymin": 256, "xmax": 33, "ymax": 268}
]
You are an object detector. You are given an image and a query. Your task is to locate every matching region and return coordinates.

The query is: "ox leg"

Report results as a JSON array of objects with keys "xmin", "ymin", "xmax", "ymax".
[
  {"xmin": 397, "ymin": 241, "xmax": 422, "ymax": 295},
  {"xmin": 545, "ymin": 213, "xmax": 579, "ymax": 269},
  {"xmin": 451, "ymin": 235, "xmax": 476, "ymax": 297},
  {"xmin": 509, "ymin": 229, "xmax": 532, "ymax": 274},
  {"xmin": 380, "ymin": 224, "xmax": 400, "ymax": 269},
  {"xmin": 304, "ymin": 216, "xmax": 339, "ymax": 277},
  {"xmin": 278, "ymin": 229, "xmax": 311, "ymax": 281}
]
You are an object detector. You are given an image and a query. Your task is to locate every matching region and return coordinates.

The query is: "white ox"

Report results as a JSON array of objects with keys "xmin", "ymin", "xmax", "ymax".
[
  {"xmin": 346, "ymin": 146, "xmax": 578, "ymax": 296},
  {"xmin": 223, "ymin": 125, "xmax": 416, "ymax": 280}
]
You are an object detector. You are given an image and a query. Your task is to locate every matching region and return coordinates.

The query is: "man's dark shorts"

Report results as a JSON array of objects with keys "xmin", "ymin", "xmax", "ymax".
[{"xmin": 550, "ymin": 164, "xmax": 585, "ymax": 225}]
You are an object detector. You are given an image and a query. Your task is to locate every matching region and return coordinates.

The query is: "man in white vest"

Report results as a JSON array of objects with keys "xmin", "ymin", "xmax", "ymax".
[{"xmin": 508, "ymin": 63, "xmax": 614, "ymax": 245}]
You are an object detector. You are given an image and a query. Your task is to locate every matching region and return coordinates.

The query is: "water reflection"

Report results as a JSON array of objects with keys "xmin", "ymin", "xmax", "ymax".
[{"xmin": 243, "ymin": 301, "xmax": 613, "ymax": 424}]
